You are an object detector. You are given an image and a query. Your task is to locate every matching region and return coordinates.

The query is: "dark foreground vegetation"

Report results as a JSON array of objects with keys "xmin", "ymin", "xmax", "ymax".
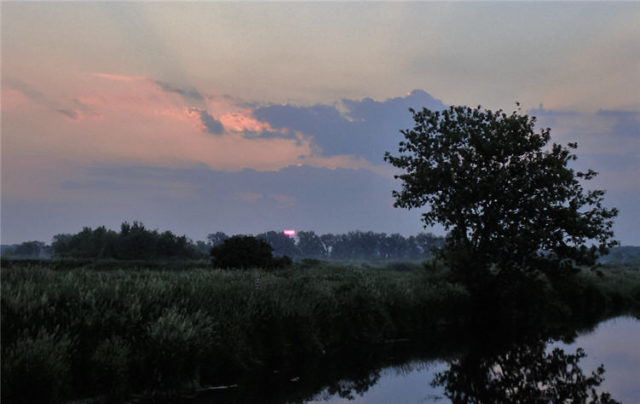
[{"xmin": 2, "ymin": 259, "xmax": 639, "ymax": 403}]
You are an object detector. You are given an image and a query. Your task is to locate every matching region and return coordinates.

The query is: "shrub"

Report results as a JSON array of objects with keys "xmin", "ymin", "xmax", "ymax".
[{"xmin": 211, "ymin": 235, "xmax": 292, "ymax": 270}]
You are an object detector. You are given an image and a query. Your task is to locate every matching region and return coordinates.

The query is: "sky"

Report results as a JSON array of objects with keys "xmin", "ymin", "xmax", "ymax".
[{"xmin": 1, "ymin": 2, "xmax": 639, "ymax": 245}]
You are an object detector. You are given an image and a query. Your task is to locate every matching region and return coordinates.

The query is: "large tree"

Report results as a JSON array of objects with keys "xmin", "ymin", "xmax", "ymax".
[{"xmin": 384, "ymin": 105, "xmax": 617, "ymax": 280}]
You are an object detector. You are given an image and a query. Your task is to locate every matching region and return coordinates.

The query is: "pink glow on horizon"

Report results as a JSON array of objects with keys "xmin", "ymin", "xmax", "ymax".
[{"xmin": 283, "ymin": 230, "xmax": 296, "ymax": 236}]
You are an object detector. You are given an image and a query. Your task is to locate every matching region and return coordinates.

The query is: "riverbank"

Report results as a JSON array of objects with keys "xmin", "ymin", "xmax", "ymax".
[{"xmin": 2, "ymin": 260, "xmax": 639, "ymax": 403}]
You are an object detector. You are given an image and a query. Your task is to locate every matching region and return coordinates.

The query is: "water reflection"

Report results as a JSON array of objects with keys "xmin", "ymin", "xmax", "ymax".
[
  {"xmin": 432, "ymin": 339, "xmax": 620, "ymax": 403},
  {"xmin": 187, "ymin": 317, "xmax": 638, "ymax": 403},
  {"xmin": 321, "ymin": 369, "xmax": 380, "ymax": 400},
  {"xmin": 312, "ymin": 318, "xmax": 640, "ymax": 404}
]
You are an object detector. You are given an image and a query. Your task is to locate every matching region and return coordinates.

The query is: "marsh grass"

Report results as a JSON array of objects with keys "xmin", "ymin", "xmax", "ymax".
[{"xmin": 1, "ymin": 260, "xmax": 638, "ymax": 403}]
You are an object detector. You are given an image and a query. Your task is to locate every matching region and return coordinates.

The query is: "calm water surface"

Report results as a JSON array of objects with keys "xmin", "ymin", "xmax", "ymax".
[{"xmin": 311, "ymin": 316, "xmax": 640, "ymax": 404}]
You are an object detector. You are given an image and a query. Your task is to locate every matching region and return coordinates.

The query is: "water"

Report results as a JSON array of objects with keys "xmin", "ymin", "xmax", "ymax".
[
  {"xmin": 308, "ymin": 362, "xmax": 448, "ymax": 404},
  {"xmin": 312, "ymin": 316, "xmax": 640, "ymax": 404},
  {"xmin": 192, "ymin": 316, "xmax": 640, "ymax": 403},
  {"xmin": 552, "ymin": 316, "xmax": 640, "ymax": 403}
]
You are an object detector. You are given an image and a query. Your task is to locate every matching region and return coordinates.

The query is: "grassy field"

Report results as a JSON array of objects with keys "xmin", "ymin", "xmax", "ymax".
[{"xmin": 2, "ymin": 260, "xmax": 639, "ymax": 403}]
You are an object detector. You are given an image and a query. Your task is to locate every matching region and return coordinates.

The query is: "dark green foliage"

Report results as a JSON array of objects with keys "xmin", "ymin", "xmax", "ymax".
[
  {"xmin": 211, "ymin": 235, "xmax": 292, "ymax": 269},
  {"xmin": 52, "ymin": 221, "xmax": 203, "ymax": 260},
  {"xmin": 385, "ymin": 105, "xmax": 618, "ymax": 281},
  {"xmin": 272, "ymin": 254, "xmax": 293, "ymax": 268}
]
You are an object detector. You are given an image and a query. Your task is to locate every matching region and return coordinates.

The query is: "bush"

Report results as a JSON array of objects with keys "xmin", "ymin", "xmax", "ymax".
[{"xmin": 211, "ymin": 236, "xmax": 292, "ymax": 270}]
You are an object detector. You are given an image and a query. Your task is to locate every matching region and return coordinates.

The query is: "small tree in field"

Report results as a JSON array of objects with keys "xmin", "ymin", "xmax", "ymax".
[
  {"xmin": 210, "ymin": 235, "xmax": 292, "ymax": 270},
  {"xmin": 384, "ymin": 105, "xmax": 617, "ymax": 282}
]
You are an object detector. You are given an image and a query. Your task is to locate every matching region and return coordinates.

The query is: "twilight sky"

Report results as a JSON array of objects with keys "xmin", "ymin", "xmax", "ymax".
[{"xmin": 2, "ymin": 2, "xmax": 639, "ymax": 245}]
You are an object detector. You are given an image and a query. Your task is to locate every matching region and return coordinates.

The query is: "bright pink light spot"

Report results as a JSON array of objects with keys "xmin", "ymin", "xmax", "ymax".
[{"xmin": 283, "ymin": 230, "xmax": 296, "ymax": 237}]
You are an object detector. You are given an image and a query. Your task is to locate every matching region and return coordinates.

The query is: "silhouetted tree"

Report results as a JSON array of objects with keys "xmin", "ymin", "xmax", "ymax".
[
  {"xmin": 385, "ymin": 105, "xmax": 618, "ymax": 282},
  {"xmin": 210, "ymin": 235, "xmax": 291, "ymax": 269}
]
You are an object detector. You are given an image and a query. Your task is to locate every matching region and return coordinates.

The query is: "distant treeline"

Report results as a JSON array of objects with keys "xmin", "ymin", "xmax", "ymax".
[
  {"xmin": 598, "ymin": 246, "xmax": 640, "ymax": 265},
  {"xmin": 3, "ymin": 224, "xmax": 639, "ymax": 265},
  {"xmin": 0, "ymin": 241, "xmax": 52, "ymax": 259},
  {"xmin": 1, "ymin": 222, "xmax": 445, "ymax": 262},
  {"xmin": 50, "ymin": 222, "xmax": 204, "ymax": 260},
  {"xmin": 250, "ymin": 230, "xmax": 444, "ymax": 261}
]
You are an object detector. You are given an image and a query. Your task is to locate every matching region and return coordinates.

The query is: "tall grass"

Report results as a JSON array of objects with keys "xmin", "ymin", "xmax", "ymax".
[
  {"xmin": 1, "ymin": 261, "xmax": 638, "ymax": 403},
  {"xmin": 1, "ymin": 262, "xmax": 467, "ymax": 402}
]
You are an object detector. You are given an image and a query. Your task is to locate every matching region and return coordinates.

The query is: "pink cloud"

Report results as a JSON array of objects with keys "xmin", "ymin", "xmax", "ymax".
[
  {"xmin": 218, "ymin": 112, "xmax": 274, "ymax": 133},
  {"xmin": 1, "ymin": 89, "xmax": 29, "ymax": 110},
  {"xmin": 3, "ymin": 71, "xmax": 384, "ymax": 204},
  {"xmin": 3, "ymin": 73, "xmax": 318, "ymax": 175},
  {"xmin": 155, "ymin": 107, "xmax": 208, "ymax": 132},
  {"xmin": 87, "ymin": 76, "xmax": 286, "ymax": 135},
  {"xmin": 205, "ymin": 95, "xmax": 286, "ymax": 134},
  {"xmin": 93, "ymin": 73, "xmax": 147, "ymax": 82}
]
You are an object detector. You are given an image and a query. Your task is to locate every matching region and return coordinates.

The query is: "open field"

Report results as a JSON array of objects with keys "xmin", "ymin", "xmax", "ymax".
[{"xmin": 2, "ymin": 260, "xmax": 639, "ymax": 403}]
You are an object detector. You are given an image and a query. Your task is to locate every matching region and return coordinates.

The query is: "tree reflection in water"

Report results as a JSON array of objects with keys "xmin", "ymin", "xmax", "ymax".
[
  {"xmin": 322, "ymin": 369, "xmax": 381, "ymax": 400},
  {"xmin": 432, "ymin": 339, "xmax": 620, "ymax": 404}
]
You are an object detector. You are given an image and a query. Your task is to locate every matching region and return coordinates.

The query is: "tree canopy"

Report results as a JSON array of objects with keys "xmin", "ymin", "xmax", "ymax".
[
  {"xmin": 210, "ymin": 235, "xmax": 292, "ymax": 269},
  {"xmin": 384, "ymin": 105, "xmax": 618, "ymax": 279}
]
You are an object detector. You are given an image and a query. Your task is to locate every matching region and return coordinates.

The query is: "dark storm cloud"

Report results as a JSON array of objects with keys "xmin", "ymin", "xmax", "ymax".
[{"xmin": 254, "ymin": 90, "xmax": 447, "ymax": 162}]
